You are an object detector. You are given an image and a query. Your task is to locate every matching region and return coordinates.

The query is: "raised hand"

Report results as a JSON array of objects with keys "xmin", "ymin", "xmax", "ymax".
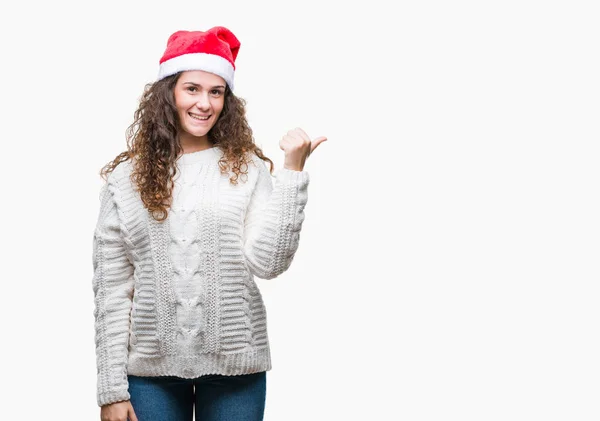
[{"xmin": 280, "ymin": 128, "xmax": 327, "ymax": 171}]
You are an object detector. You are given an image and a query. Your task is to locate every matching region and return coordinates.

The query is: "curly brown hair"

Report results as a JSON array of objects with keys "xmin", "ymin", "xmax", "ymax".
[{"xmin": 99, "ymin": 72, "xmax": 274, "ymax": 222}]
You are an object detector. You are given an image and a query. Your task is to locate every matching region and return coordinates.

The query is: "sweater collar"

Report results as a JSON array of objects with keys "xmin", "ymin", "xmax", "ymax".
[{"xmin": 177, "ymin": 146, "xmax": 221, "ymax": 166}]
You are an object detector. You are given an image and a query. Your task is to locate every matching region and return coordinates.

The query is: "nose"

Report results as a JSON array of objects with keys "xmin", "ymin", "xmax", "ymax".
[{"xmin": 196, "ymin": 93, "xmax": 211, "ymax": 111}]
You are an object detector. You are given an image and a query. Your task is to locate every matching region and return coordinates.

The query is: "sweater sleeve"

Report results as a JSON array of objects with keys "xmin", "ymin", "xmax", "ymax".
[
  {"xmin": 92, "ymin": 182, "xmax": 135, "ymax": 407},
  {"xmin": 242, "ymin": 158, "xmax": 310, "ymax": 280}
]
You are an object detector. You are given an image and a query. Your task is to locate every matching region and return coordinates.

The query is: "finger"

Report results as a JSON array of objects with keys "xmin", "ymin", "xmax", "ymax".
[
  {"xmin": 293, "ymin": 127, "xmax": 311, "ymax": 142},
  {"xmin": 287, "ymin": 131, "xmax": 305, "ymax": 144},
  {"xmin": 279, "ymin": 136, "xmax": 291, "ymax": 150},
  {"xmin": 128, "ymin": 407, "xmax": 139, "ymax": 421},
  {"xmin": 310, "ymin": 136, "xmax": 328, "ymax": 154}
]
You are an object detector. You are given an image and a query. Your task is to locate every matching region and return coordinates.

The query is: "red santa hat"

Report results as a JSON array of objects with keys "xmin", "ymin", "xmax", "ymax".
[{"xmin": 157, "ymin": 26, "xmax": 240, "ymax": 90}]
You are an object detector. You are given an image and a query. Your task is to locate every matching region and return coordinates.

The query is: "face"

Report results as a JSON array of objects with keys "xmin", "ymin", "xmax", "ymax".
[{"xmin": 173, "ymin": 70, "xmax": 227, "ymax": 144}]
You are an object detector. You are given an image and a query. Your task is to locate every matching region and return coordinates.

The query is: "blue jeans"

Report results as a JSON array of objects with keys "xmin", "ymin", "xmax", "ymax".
[{"xmin": 127, "ymin": 372, "xmax": 266, "ymax": 421}]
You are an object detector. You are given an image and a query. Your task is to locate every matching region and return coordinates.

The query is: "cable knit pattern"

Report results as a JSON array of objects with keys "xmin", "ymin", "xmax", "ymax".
[
  {"xmin": 91, "ymin": 146, "xmax": 309, "ymax": 407},
  {"xmin": 92, "ymin": 183, "xmax": 135, "ymax": 406}
]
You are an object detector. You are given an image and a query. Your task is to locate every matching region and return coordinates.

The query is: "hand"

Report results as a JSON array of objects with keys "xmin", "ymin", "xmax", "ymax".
[
  {"xmin": 280, "ymin": 128, "xmax": 327, "ymax": 171},
  {"xmin": 100, "ymin": 400, "xmax": 138, "ymax": 421}
]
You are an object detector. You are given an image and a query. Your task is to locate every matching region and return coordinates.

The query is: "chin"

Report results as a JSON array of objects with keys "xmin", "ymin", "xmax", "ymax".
[
  {"xmin": 184, "ymin": 126, "xmax": 211, "ymax": 137},
  {"xmin": 190, "ymin": 130, "xmax": 210, "ymax": 137}
]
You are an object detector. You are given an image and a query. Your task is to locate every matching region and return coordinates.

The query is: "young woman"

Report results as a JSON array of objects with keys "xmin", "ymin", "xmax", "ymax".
[{"xmin": 92, "ymin": 26, "xmax": 326, "ymax": 421}]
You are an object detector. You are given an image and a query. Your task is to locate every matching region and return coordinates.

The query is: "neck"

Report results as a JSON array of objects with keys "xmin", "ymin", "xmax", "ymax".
[{"xmin": 179, "ymin": 133, "xmax": 213, "ymax": 154}]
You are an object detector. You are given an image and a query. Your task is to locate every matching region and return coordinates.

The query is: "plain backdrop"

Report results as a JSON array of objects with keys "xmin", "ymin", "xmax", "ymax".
[{"xmin": 0, "ymin": 0, "xmax": 599, "ymax": 420}]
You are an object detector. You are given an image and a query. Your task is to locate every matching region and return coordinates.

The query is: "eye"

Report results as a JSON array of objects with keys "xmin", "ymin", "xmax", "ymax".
[
  {"xmin": 186, "ymin": 86, "xmax": 198, "ymax": 93},
  {"xmin": 211, "ymin": 89, "xmax": 223, "ymax": 96}
]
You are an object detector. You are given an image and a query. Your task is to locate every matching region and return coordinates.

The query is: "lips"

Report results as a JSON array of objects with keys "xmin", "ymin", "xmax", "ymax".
[{"xmin": 189, "ymin": 112, "xmax": 211, "ymax": 122}]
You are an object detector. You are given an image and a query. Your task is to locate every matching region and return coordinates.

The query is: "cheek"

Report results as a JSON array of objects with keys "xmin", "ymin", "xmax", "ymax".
[
  {"xmin": 213, "ymin": 99, "xmax": 225, "ymax": 116},
  {"xmin": 174, "ymin": 89, "xmax": 196, "ymax": 110},
  {"xmin": 174, "ymin": 92, "xmax": 186, "ymax": 112}
]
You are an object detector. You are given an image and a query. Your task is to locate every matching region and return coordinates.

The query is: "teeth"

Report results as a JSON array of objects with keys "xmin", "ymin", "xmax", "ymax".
[{"xmin": 190, "ymin": 113, "xmax": 210, "ymax": 121}]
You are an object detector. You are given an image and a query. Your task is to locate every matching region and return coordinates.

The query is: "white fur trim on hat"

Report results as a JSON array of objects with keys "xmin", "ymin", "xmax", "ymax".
[{"xmin": 157, "ymin": 52, "xmax": 235, "ymax": 90}]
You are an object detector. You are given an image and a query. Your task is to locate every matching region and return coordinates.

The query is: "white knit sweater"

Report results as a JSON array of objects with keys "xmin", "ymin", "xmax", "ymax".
[{"xmin": 92, "ymin": 146, "xmax": 309, "ymax": 406}]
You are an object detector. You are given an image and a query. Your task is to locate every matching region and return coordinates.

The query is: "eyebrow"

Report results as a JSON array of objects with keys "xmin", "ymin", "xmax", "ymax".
[{"xmin": 182, "ymin": 82, "xmax": 226, "ymax": 89}]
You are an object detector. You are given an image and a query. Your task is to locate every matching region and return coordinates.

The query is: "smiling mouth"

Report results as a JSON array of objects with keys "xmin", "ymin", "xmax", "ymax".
[{"xmin": 189, "ymin": 112, "xmax": 211, "ymax": 121}]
